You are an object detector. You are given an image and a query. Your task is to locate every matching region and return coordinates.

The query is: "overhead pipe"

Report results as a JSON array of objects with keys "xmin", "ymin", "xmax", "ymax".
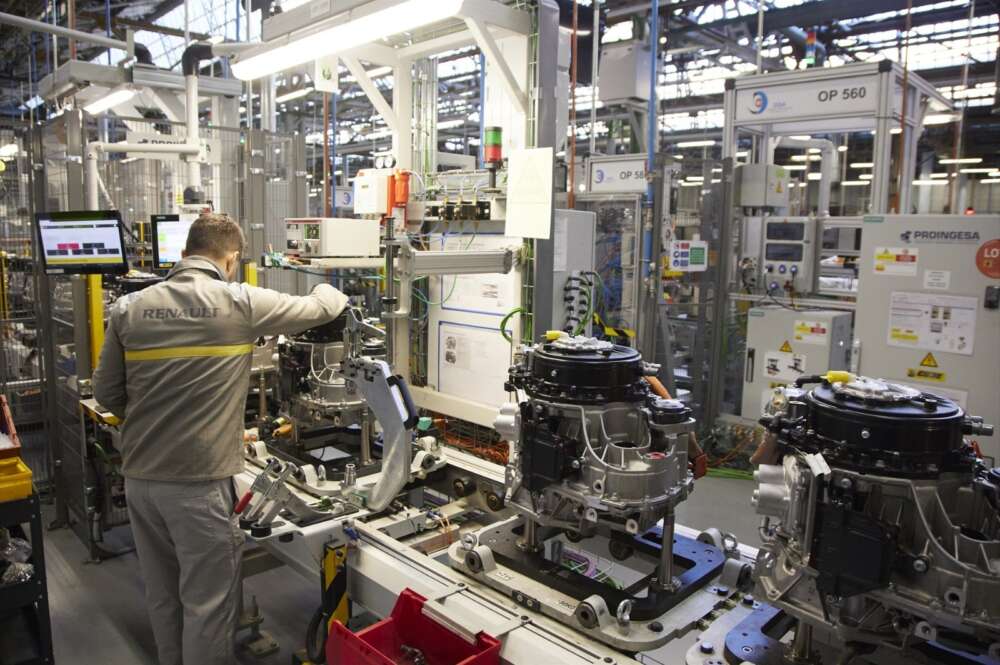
[
  {"xmin": 769, "ymin": 136, "xmax": 840, "ymax": 217},
  {"xmin": 0, "ymin": 10, "xmax": 132, "ymax": 53},
  {"xmin": 181, "ymin": 42, "xmax": 214, "ymax": 203},
  {"xmin": 177, "ymin": 42, "xmax": 254, "ymax": 202}
]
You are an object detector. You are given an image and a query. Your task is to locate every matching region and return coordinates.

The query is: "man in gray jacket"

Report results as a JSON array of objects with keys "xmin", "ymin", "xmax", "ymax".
[{"xmin": 93, "ymin": 213, "xmax": 349, "ymax": 665}]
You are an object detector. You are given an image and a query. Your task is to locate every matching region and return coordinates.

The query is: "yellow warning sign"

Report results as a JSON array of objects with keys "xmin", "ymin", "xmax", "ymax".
[
  {"xmin": 779, "ymin": 340, "xmax": 793, "ymax": 353},
  {"xmin": 919, "ymin": 352, "xmax": 938, "ymax": 368},
  {"xmin": 907, "ymin": 368, "xmax": 946, "ymax": 383}
]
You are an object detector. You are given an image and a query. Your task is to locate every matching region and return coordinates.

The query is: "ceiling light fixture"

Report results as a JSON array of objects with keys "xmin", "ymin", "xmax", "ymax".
[
  {"xmin": 939, "ymin": 157, "xmax": 982, "ymax": 165},
  {"xmin": 676, "ymin": 139, "xmax": 716, "ymax": 148},
  {"xmin": 83, "ymin": 85, "xmax": 137, "ymax": 115},
  {"xmin": 274, "ymin": 86, "xmax": 314, "ymax": 103},
  {"xmin": 231, "ymin": 0, "xmax": 464, "ymax": 80}
]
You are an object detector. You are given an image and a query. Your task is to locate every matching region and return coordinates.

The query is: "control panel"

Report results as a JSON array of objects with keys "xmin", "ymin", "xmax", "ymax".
[{"xmin": 762, "ymin": 217, "xmax": 815, "ymax": 293}]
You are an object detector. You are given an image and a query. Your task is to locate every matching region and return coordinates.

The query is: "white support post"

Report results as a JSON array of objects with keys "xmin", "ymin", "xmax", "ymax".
[
  {"xmin": 870, "ymin": 69, "xmax": 895, "ymax": 214},
  {"xmin": 464, "ymin": 17, "xmax": 528, "ymax": 117},
  {"xmin": 185, "ymin": 73, "xmax": 202, "ymax": 194},
  {"xmin": 393, "ymin": 60, "xmax": 413, "ymax": 171},
  {"xmin": 343, "ymin": 56, "xmax": 400, "ymax": 134}
]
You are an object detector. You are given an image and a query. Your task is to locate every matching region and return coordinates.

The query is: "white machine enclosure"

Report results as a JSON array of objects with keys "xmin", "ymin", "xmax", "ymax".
[
  {"xmin": 855, "ymin": 214, "xmax": 1000, "ymax": 459},
  {"xmin": 285, "ymin": 217, "xmax": 381, "ymax": 257},
  {"xmin": 741, "ymin": 306, "xmax": 853, "ymax": 418}
]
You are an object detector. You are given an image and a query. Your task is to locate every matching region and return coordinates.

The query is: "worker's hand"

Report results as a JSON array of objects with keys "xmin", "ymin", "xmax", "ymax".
[{"xmin": 750, "ymin": 430, "xmax": 780, "ymax": 466}]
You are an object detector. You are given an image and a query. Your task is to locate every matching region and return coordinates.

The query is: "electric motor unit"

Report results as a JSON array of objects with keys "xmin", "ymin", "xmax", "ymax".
[
  {"xmin": 497, "ymin": 336, "xmax": 696, "ymax": 536},
  {"xmin": 753, "ymin": 375, "xmax": 1000, "ymax": 662}
]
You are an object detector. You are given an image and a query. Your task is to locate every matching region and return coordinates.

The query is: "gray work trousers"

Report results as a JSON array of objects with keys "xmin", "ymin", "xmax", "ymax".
[{"xmin": 125, "ymin": 477, "xmax": 245, "ymax": 665}]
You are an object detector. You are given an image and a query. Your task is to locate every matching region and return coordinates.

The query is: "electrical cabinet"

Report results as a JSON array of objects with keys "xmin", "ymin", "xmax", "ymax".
[
  {"xmin": 741, "ymin": 306, "xmax": 853, "ymax": 418},
  {"xmin": 854, "ymin": 214, "xmax": 1000, "ymax": 459},
  {"xmin": 597, "ymin": 41, "xmax": 651, "ymax": 103},
  {"xmin": 353, "ymin": 169, "xmax": 393, "ymax": 215},
  {"xmin": 552, "ymin": 209, "xmax": 597, "ymax": 334},
  {"xmin": 736, "ymin": 164, "xmax": 790, "ymax": 209}
]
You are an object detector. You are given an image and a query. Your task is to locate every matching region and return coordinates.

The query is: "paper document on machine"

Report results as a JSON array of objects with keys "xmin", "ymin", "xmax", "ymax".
[{"xmin": 886, "ymin": 291, "xmax": 977, "ymax": 356}]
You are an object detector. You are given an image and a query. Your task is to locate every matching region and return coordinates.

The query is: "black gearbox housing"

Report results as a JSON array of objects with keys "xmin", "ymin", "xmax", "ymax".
[{"xmin": 519, "ymin": 402, "xmax": 578, "ymax": 493}]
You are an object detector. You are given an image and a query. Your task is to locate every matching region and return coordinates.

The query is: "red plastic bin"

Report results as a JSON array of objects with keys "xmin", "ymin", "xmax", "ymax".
[{"xmin": 327, "ymin": 588, "xmax": 501, "ymax": 665}]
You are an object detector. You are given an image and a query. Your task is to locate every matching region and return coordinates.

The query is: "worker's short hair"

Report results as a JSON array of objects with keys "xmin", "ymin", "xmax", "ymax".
[{"xmin": 184, "ymin": 213, "xmax": 245, "ymax": 259}]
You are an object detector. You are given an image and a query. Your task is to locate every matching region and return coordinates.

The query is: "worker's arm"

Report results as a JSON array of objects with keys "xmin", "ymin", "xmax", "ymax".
[
  {"xmin": 92, "ymin": 313, "xmax": 128, "ymax": 420},
  {"xmin": 244, "ymin": 283, "xmax": 349, "ymax": 337}
]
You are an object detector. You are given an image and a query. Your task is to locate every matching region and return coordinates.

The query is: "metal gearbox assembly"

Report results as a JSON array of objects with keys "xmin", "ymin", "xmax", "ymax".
[
  {"xmin": 496, "ymin": 336, "xmax": 695, "ymax": 539},
  {"xmin": 450, "ymin": 336, "xmax": 747, "ymax": 651},
  {"xmin": 752, "ymin": 374, "xmax": 1000, "ymax": 663}
]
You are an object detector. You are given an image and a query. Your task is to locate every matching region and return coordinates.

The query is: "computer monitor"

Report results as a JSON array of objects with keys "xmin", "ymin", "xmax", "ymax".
[
  {"xmin": 151, "ymin": 214, "xmax": 195, "ymax": 270},
  {"xmin": 35, "ymin": 210, "xmax": 128, "ymax": 275}
]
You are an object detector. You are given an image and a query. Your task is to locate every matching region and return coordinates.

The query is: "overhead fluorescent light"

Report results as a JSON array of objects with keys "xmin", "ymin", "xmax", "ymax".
[
  {"xmin": 20, "ymin": 95, "xmax": 43, "ymax": 111},
  {"xmin": 807, "ymin": 148, "xmax": 822, "ymax": 154},
  {"xmin": 850, "ymin": 162, "xmax": 874, "ymax": 168},
  {"xmin": 929, "ymin": 173, "xmax": 950, "ymax": 178},
  {"xmin": 939, "ymin": 157, "xmax": 982, "ymax": 165},
  {"xmin": 711, "ymin": 167, "xmax": 722, "ymax": 173},
  {"xmin": 989, "ymin": 171, "xmax": 1000, "ymax": 178},
  {"xmin": 859, "ymin": 174, "xmax": 873, "ymax": 180},
  {"xmin": 0, "ymin": 143, "xmax": 19, "ymax": 160},
  {"xmin": 685, "ymin": 175, "xmax": 705, "ymax": 181},
  {"xmin": 807, "ymin": 172, "xmax": 823, "ymax": 181},
  {"xmin": 680, "ymin": 181, "xmax": 703, "ymax": 187},
  {"xmin": 841, "ymin": 180, "xmax": 870, "ymax": 186},
  {"xmin": 83, "ymin": 85, "xmax": 136, "ymax": 114},
  {"xmin": 781, "ymin": 164, "xmax": 807, "ymax": 171},
  {"xmin": 923, "ymin": 113, "xmax": 956, "ymax": 125},
  {"xmin": 789, "ymin": 135, "xmax": 811, "ymax": 140},
  {"xmin": 959, "ymin": 168, "xmax": 995, "ymax": 174},
  {"xmin": 275, "ymin": 86, "xmax": 313, "ymax": 103},
  {"xmin": 735, "ymin": 151, "xmax": 749, "ymax": 158},
  {"xmin": 790, "ymin": 155, "xmax": 822, "ymax": 162},
  {"xmin": 913, "ymin": 179, "xmax": 947, "ymax": 186},
  {"xmin": 231, "ymin": 0, "xmax": 464, "ymax": 80},
  {"xmin": 836, "ymin": 145, "xmax": 848, "ymax": 152},
  {"xmin": 890, "ymin": 127, "xmax": 902, "ymax": 134},
  {"xmin": 981, "ymin": 179, "xmax": 1000, "ymax": 184},
  {"xmin": 672, "ymin": 155, "xmax": 684, "ymax": 160},
  {"xmin": 676, "ymin": 140, "xmax": 716, "ymax": 148}
]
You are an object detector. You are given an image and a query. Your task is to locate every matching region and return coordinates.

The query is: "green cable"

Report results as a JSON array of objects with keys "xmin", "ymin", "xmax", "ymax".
[
  {"xmin": 500, "ymin": 306, "xmax": 526, "ymax": 343},
  {"xmin": 707, "ymin": 467, "xmax": 754, "ymax": 481}
]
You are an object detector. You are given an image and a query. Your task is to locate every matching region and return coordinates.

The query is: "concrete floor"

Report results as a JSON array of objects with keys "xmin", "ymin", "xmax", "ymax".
[
  {"xmin": 43, "ymin": 504, "xmax": 316, "ymax": 665},
  {"xmin": 40, "ymin": 476, "xmax": 760, "ymax": 664}
]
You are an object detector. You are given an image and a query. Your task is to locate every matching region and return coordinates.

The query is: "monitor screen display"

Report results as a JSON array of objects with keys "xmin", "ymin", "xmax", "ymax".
[
  {"xmin": 765, "ymin": 242, "xmax": 805, "ymax": 262},
  {"xmin": 35, "ymin": 210, "xmax": 128, "ymax": 275},
  {"xmin": 151, "ymin": 214, "xmax": 195, "ymax": 269},
  {"xmin": 766, "ymin": 222, "xmax": 806, "ymax": 241}
]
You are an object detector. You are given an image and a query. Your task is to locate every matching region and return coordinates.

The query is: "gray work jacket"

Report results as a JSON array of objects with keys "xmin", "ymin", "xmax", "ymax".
[{"xmin": 93, "ymin": 256, "xmax": 348, "ymax": 481}]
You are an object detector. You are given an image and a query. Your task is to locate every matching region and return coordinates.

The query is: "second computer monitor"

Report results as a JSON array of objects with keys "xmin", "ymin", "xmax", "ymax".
[{"xmin": 151, "ymin": 214, "xmax": 195, "ymax": 270}]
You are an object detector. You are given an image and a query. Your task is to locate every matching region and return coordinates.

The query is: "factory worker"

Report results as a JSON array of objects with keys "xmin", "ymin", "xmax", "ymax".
[{"xmin": 93, "ymin": 213, "xmax": 348, "ymax": 665}]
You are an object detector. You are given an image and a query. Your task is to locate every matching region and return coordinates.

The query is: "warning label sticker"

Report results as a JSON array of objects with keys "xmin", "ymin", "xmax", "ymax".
[
  {"xmin": 906, "ymin": 367, "xmax": 946, "ymax": 383},
  {"xmin": 874, "ymin": 246, "xmax": 919, "ymax": 276},
  {"xmin": 919, "ymin": 352, "xmax": 938, "ymax": 368},
  {"xmin": 764, "ymin": 350, "xmax": 806, "ymax": 383},
  {"xmin": 794, "ymin": 320, "xmax": 829, "ymax": 345},
  {"xmin": 779, "ymin": 340, "xmax": 793, "ymax": 353},
  {"xmin": 887, "ymin": 291, "xmax": 977, "ymax": 356}
]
